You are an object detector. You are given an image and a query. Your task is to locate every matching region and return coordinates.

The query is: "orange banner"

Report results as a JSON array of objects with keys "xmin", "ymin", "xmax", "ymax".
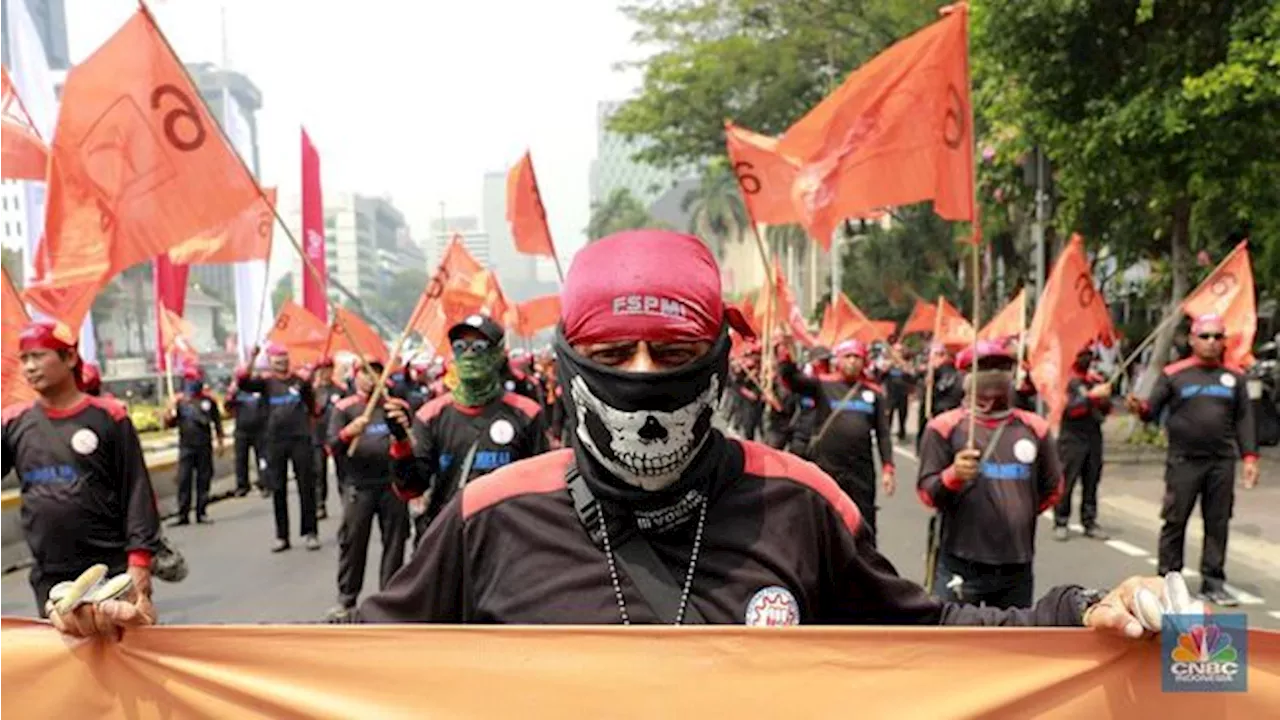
[
  {"xmin": 1182, "ymin": 241, "xmax": 1257, "ymax": 368},
  {"xmin": 2, "ymin": 272, "xmax": 37, "ymax": 409},
  {"xmin": 506, "ymin": 150, "xmax": 557, "ymax": 259},
  {"xmin": 724, "ymin": 121, "xmax": 801, "ymax": 227},
  {"xmin": 166, "ymin": 188, "xmax": 276, "ymax": 265},
  {"xmin": 1, "ymin": 66, "xmax": 48, "ymax": 181},
  {"xmin": 515, "ymin": 294, "xmax": 561, "ymax": 337},
  {"xmin": 900, "ymin": 297, "xmax": 935, "ymax": 336},
  {"xmin": 330, "ymin": 307, "xmax": 388, "ymax": 363},
  {"xmin": 266, "ymin": 300, "xmax": 329, "ymax": 366},
  {"xmin": 979, "ymin": 288, "xmax": 1026, "ymax": 341},
  {"xmin": 1, "ymin": 619, "xmax": 1276, "ymax": 718}
]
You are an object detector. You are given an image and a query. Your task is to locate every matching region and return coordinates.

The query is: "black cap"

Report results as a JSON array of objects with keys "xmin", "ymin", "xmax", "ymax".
[{"xmin": 448, "ymin": 314, "xmax": 505, "ymax": 345}]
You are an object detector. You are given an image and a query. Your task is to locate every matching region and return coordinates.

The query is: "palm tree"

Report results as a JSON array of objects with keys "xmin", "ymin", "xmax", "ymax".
[
  {"xmin": 586, "ymin": 188, "xmax": 661, "ymax": 241},
  {"xmin": 682, "ymin": 169, "xmax": 748, "ymax": 260}
]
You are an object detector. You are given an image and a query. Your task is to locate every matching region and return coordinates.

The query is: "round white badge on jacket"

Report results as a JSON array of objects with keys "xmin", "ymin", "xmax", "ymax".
[
  {"xmin": 201, "ymin": 400, "xmax": 212, "ymax": 412},
  {"xmin": 861, "ymin": 390, "xmax": 876, "ymax": 403},
  {"xmin": 744, "ymin": 586, "xmax": 800, "ymax": 626},
  {"xmin": 71, "ymin": 428, "xmax": 99, "ymax": 455},
  {"xmin": 489, "ymin": 419, "xmax": 515, "ymax": 445},
  {"xmin": 1013, "ymin": 438, "xmax": 1038, "ymax": 464},
  {"xmin": 1220, "ymin": 373, "xmax": 1236, "ymax": 388}
]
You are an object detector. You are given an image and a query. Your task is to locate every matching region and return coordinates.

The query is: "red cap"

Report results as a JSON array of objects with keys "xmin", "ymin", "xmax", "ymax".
[
  {"xmin": 1190, "ymin": 314, "xmax": 1225, "ymax": 335},
  {"xmin": 956, "ymin": 340, "xmax": 1016, "ymax": 371},
  {"xmin": 182, "ymin": 365, "xmax": 203, "ymax": 381},
  {"xmin": 18, "ymin": 320, "xmax": 77, "ymax": 352},
  {"xmin": 833, "ymin": 339, "xmax": 867, "ymax": 359},
  {"xmin": 561, "ymin": 229, "xmax": 753, "ymax": 345},
  {"xmin": 79, "ymin": 362, "xmax": 102, "ymax": 393},
  {"xmin": 265, "ymin": 342, "xmax": 288, "ymax": 357}
]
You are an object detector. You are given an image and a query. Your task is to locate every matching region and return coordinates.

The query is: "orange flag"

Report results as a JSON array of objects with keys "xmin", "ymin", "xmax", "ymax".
[
  {"xmin": 330, "ymin": 307, "xmax": 388, "ymax": 363},
  {"xmin": 724, "ymin": 122, "xmax": 801, "ymax": 227},
  {"xmin": 819, "ymin": 293, "xmax": 868, "ymax": 346},
  {"xmin": 1, "ymin": 66, "xmax": 48, "ymax": 181},
  {"xmin": 515, "ymin": 294, "xmax": 561, "ymax": 337},
  {"xmin": 408, "ymin": 236, "xmax": 488, "ymax": 357},
  {"xmin": 777, "ymin": 6, "xmax": 973, "ymax": 248},
  {"xmin": 37, "ymin": 8, "xmax": 260, "ymax": 290},
  {"xmin": 866, "ymin": 320, "xmax": 898, "ymax": 344},
  {"xmin": 167, "ymin": 188, "xmax": 276, "ymax": 265},
  {"xmin": 979, "ymin": 289, "xmax": 1026, "ymax": 341},
  {"xmin": 1182, "ymin": 241, "xmax": 1257, "ymax": 368},
  {"xmin": 158, "ymin": 306, "xmax": 199, "ymax": 366},
  {"xmin": 900, "ymin": 298, "xmax": 935, "ymax": 336},
  {"xmin": 935, "ymin": 297, "xmax": 974, "ymax": 348},
  {"xmin": 21, "ymin": 275, "xmax": 103, "ymax": 335},
  {"xmin": 1027, "ymin": 234, "xmax": 1115, "ymax": 430},
  {"xmin": 266, "ymin": 300, "xmax": 329, "ymax": 366},
  {"xmin": 2, "ymin": 271, "xmax": 38, "ymax": 408},
  {"xmin": 506, "ymin": 151, "xmax": 557, "ymax": 259},
  {"xmin": 773, "ymin": 260, "xmax": 817, "ymax": 346}
]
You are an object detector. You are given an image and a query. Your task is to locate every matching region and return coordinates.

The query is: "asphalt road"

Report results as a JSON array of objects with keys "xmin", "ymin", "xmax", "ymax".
[{"xmin": 3, "ymin": 442, "xmax": 1278, "ymax": 629}]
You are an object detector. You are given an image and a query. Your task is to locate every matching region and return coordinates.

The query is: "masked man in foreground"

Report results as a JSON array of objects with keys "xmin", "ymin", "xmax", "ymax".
[{"xmin": 352, "ymin": 230, "xmax": 1185, "ymax": 632}]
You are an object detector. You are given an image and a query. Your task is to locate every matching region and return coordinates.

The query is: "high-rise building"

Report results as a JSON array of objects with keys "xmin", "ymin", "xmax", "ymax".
[
  {"xmin": 0, "ymin": 0, "xmax": 68, "ymax": 265},
  {"xmin": 589, "ymin": 101, "xmax": 695, "ymax": 208},
  {"xmin": 290, "ymin": 193, "xmax": 411, "ymax": 307},
  {"xmin": 185, "ymin": 62, "xmax": 264, "ymax": 306},
  {"xmin": 429, "ymin": 215, "xmax": 490, "ymax": 270}
]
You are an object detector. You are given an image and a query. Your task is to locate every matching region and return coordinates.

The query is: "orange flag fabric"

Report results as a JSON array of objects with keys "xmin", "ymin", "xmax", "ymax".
[
  {"xmin": 2, "ymin": 619, "xmax": 1277, "ymax": 718},
  {"xmin": 2, "ymin": 272, "xmax": 38, "ymax": 408},
  {"xmin": 1027, "ymin": 234, "xmax": 1116, "ymax": 430},
  {"xmin": 1182, "ymin": 241, "xmax": 1257, "ymax": 368},
  {"xmin": 979, "ymin": 289, "xmax": 1026, "ymax": 341},
  {"xmin": 1, "ymin": 66, "xmax": 48, "ymax": 181},
  {"xmin": 773, "ymin": 260, "xmax": 817, "ymax": 347},
  {"xmin": 21, "ymin": 275, "xmax": 103, "ymax": 335},
  {"xmin": 330, "ymin": 307, "xmax": 388, "ymax": 363},
  {"xmin": 777, "ymin": 6, "xmax": 974, "ymax": 248},
  {"xmin": 515, "ymin": 294, "xmax": 561, "ymax": 337},
  {"xmin": 900, "ymin": 298, "xmax": 936, "ymax": 336},
  {"xmin": 506, "ymin": 151, "xmax": 557, "ymax": 259},
  {"xmin": 266, "ymin": 300, "xmax": 329, "ymax": 366},
  {"xmin": 935, "ymin": 296, "xmax": 975, "ymax": 348},
  {"xmin": 408, "ymin": 236, "xmax": 488, "ymax": 357},
  {"xmin": 37, "ymin": 8, "xmax": 260, "ymax": 290},
  {"xmin": 724, "ymin": 122, "xmax": 801, "ymax": 227},
  {"xmin": 166, "ymin": 188, "xmax": 275, "ymax": 265}
]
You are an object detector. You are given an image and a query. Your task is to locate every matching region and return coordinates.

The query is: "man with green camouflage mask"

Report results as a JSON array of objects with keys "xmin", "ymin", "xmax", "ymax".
[{"xmin": 384, "ymin": 315, "xmax": 549, "ymax": 540}]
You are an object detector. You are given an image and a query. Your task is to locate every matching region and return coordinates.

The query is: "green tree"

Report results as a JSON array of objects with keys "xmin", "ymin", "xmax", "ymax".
[
  {"xmin": 975, "ymin": 0, "xmax": 1280, "ymax": 385},
  {"xmin": 271, "ymin": 272, "xmax": 294, "ymax": 317},
  {"xmin": 682, "ymin": 166, "xmax": 749, "ymax": 259},
  {"xmin": 586, "ymin": 188, "xmax": 665, "ymax": 240}
]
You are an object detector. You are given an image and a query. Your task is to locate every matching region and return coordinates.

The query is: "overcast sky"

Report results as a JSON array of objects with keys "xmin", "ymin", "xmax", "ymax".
[{"xmin": 60, "ymin": 0, "xmax": 647, "ymax": 274}]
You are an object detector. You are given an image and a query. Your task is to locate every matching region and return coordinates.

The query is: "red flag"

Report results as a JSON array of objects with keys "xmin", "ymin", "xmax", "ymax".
[
  {"xmin": 506, "ymin": 151, "xmax": 557, "ymax": 259},
  {"xmin": 1182, "ymin": 241, "xmax": 1257, "ymax": 368},
  {"xmin": 22, "ymin": 276, "xmax": 102, "ymax": 335},
  {"xmin": 408, "ymin": 237, "xmax": 487, "ymax": 357},
  {"xmin": 301, "ymin": 128, "xmax": 328, "ymax": 323},
  {"xmin": 330, "ymin": 307, "xmax": 388, "ymax": 363},
  {"xmin": 167, "ymin": 188, "xmax": 275, "ymax": 265},
  {"xmin": 978, "ymin": 289, "xmax": 1026, "ymax": 341},
  {"xmin": 1027, "ymin": 234, "xmax": 1115, "ymax": 430},
  {"xmin": 724, "ymin": 122, "xmax": 801, "ymax": 227},
  {"xmin": 267, "ymin": 300, "xmax": 329, "ymax": 366},
  {"xmin": 1, "ymin": 66, "xmax": 48, "ymax": 181},
  {"xmin": 152, "ymin": 255, "xmax": 189, "ymax": 371},
  {"xmin": 3, "ymin": 271, "xmax": 37, "ymax": 408},
  {"xmin": 935, "ymin": 297, "xmax": 974, "ymax": 349},
  {"xmin": 777, "ymin": 6, "xmax": 974, "ymax": 247},
  {"xmin": 900, "ymin": 298, "xmax": 936, "ymax": 336},
  {"xmin": 515, "ymin": 294, "xmax": 561, "ymax": 337},
  {"xmin": 36, "ymin": 8, "xmax": 260, "ymax": 290},
  {"xmin": 773, "ymin": 260, "xmax": 817, "ymax": 347}
]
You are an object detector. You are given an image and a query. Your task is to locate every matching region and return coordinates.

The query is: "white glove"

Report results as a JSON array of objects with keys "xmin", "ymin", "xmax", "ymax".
[{"xmin": 1131, "ymin": 572, "xmax": 1207, "ymax": 633}]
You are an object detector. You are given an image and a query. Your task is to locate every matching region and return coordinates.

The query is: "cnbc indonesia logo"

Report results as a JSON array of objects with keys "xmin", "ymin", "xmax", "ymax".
[{"xmin": 1163, "ymin": 616, "xmax": 1247, "ymax": 693}]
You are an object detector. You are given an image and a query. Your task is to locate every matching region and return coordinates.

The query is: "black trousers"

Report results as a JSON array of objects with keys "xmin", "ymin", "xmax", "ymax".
[
  {"xmin": 267, "ymin": 439, "xmax": 317, "ymax": 541},
  {"xmin": 176, "ymin": 446, "xmax": 214, "ymax": 519},
  {"xmin": 888, "ymin": 393, "xmax": 909, "ymax": 439},
  {"xmin": 337, "ymin": 484, "xmax": 409, "ymax": 608},
  {"xmin": 1054, "ymin": 432, "xmax": 1104, "ymax": 528},
  {"xmin": 234, "ymin": 433, "xmax": 261, "ymax": 492},
  {"xmin": 31, "ymin": 560, "xmax": 126, "ymax": 618},
  {"xmin": 1158, "ymin": 455, "xmax": 1235, "ymax": 586},
  {"xmin": 313, "ymin": 445, "xmax": 329, "ymax": 509},
  {"xmin": 830, "ymin": 466, "xmax": 877, "ymax": 544},
  {"xmin": 934, "ymin": 553, "xmax": 1034, "ymax": 609},
  {"xmin": 739, "ymin": 402, "xmax": 763, "ymax": 441}
]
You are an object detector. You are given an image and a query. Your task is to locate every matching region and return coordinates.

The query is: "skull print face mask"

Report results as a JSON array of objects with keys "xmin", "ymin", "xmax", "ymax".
[{"xmin": 555, "ymin": 326, "xmax": 730, "ymax": 490}]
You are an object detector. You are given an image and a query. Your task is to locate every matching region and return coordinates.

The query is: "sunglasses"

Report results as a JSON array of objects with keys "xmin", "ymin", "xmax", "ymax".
[
  {"xmin": 1196, "ymin": 333, "xmax": 1225, "ymax": 341},
  {"xmin": 451, "ymin": 338, "xmax": 492, "ymax": 355}
]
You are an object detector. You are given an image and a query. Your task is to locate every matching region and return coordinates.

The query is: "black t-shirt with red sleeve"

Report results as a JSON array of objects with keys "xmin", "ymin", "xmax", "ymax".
[{"xmin": 2, "ymin": 396, "xmax": 161, "ymax": 573}]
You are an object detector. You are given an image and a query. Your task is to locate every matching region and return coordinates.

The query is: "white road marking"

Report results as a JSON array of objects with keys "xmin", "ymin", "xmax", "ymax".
[
  {"xmin": 1223, "ymin": 584, "xmax": 1266, "ymax": 606},
  {"xmin": 1105, "ymin": 539, "xmax": 1150, "ymax": 558},
  {"xmin": 897, "ymin": 445, "xmax": 1271, "ymax": 609}
]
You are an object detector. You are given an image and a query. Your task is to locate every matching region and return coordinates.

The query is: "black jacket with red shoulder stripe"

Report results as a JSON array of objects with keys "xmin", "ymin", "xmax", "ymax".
[
  {"xmin": 389, "ymin": 391, "xmax": 547, "ymax": 522},
  {"xmin": 917, "ymin": 408, "xmax": 1064, "ymax": 566},
  {"xmin": 355, "ymin": 436, "xmax": 1090, "ymax": 625},
  {"xmin": 327, "ymin": 393, "xmax": 399, "ymax": 486},
  {"xmin": 1060, "ymin": 369, "xmax": 1111, "ymax": 438},
  {"xmin": 1, "ymin": 396, "xmax": 161, "ymax": 573},
  {"xmin": 779, "ymin": 361, "xmax": 894, "ymax": 480},
  {"xmin": 1138, "ymin": 357, "xmax": 1257, "ymax": 461}
]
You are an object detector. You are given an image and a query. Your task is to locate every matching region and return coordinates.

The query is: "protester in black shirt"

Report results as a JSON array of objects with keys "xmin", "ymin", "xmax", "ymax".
[
  {"xmin": 164, "ymin": 365, "xmax": 225, "ymax": 525},
  {"xmin": 311, "ymin": 358, "xmax": 345, "ymax": 520},
  {"xmin": 1053, "ymin": 348, "xmax": 1113, "ymax": 541},
  {"xmin": 354, "ymin": 229, "xmax": 1177, "ymax": 636},
  {"xmin": 225, "ymin": 364, "xmax": 268, "ymax": 497},
  {"xmin": 236, "ymin": 343, "xmax": 320, "ymax": 552},
  {"xmin": 2, "ymin": 320, "xmax": 159, "ymax": 631},
  {"xmin": 1126, "ymin": 314, "xmax": 1259, "ymax": 606},
  {"xmin": 325, "ymin": 356, "xmax": 409, "ymax": 621}
]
